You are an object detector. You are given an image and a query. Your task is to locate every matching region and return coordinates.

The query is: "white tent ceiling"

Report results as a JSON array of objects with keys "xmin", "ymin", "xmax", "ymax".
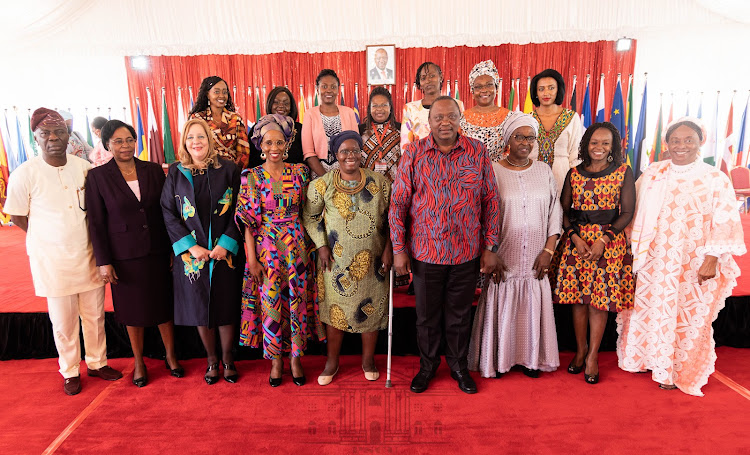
[{"xmin": 1, "ymin": 0, "xmax": 749, "ymax": 139}]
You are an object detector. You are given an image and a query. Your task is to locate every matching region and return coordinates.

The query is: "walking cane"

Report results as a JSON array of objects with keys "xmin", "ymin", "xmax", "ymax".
[{"xmin": 385, "ymin": 268, "xmax": 395, "ymax": 388}]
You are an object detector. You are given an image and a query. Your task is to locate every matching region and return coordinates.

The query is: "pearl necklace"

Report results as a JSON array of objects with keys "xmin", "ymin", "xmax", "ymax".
[
  {"xmin": 506, "ymin": 157, "xmax": 530, "ymax": 168},
  {"xmin": 669, "ymin": 159, "xmax": 699, "ymax": 174}
]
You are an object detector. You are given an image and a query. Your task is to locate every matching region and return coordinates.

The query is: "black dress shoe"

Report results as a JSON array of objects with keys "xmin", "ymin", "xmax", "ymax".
[
  {"xmin": 223, "ymin": 362, "xmax": 239, "ymax": 383},
  {"xmin": 132, "ymin": 375, "xmax": 148, "ymax": 388},
  {"xmin": 269, "ymin": 376, "xmax": 282, "ymax": 387},
  {"xmin": 204, "ymin": 363, "xmax": 220, "ymax": 385},
  {"xmin": 410, "ymin": 369, "xmax": 434, "ymax": 393},
  {"xmin": 292, "ymin": 375, "xmax": 306, "ymax": 386},
  {"xmin": 521, "ymin": 367, "xmax": 540, "ymax": 378},
  {"xmin": 450, "ymin": 369, "xmax": 478, "ymax": 394},
  {"xmin": 165, "ymin": 359, "xmax": 185, "ymax": 378}
]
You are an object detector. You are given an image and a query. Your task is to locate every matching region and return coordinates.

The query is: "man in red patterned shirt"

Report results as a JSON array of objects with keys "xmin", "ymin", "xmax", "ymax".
[{"xmin": 390, "ymin": 96, "xmax": 501, "ymax": 394}]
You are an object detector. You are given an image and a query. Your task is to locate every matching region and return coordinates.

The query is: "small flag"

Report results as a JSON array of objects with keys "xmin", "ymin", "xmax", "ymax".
[
  {"xmin": 162, "ymin": 88, "xmax": 176, "ymax": 163},
  {"xmin": 14, "ymin": 113, "xmax": 27, "ymax": 166},
  {"xmin": 135, "ymin": 98, "xmax": 147, "ymax": 161},
  {"xmin": 570, "ymin": 75, "xmax": 577, "ymax": 113},
  {"xmin": 255, "ymin": 87, "xmax": 262, "ymax": 122},
  {"xmin": 667, "ymin": 94, "xmax": 674, "ymax": 124},
  {"xmin": 595, "ymin": 74, "xmax": 606, "ymax": 123},
  {"xmin": 720, "ymin": 95, "xmax": 734, "ymax": 175},
  {"xmin": 403, "ymin": 83, "xmax": 408, "ymax": 104},
  {"xmin": 446, "ymin": 81, "xmax": 451, "ymax": 99},
  {"xmin": 85, "ymin": 112, "xmax": 93, "ymax": 147},
  {"xmin": 704, "ymin": 93, "xmax": 719, "ymax": 166},
  {"xmin": 610, "ymin": 75, "xmax": 625, "ymax": 138},
  {"xmin": 523, "ymin": 77, "xmax": 533, "ymax": 114},
  {"xmin": 27, "ymin": 111, "xmax": 38, "ymax": 157},
  {"xmin": 146, "ymin": 88, "xmax": 164, "ymax": 164},
  {"xmin": 581, "ymin": 76, "xmax": 592, "ymax": 128},
  {"xmin": 738, "ymin": 93, "xmax": 748, "ymax": 167},
  {"xmin": 455, "ymin": 80, "xmax": 460, "ymax": 101},
  {"xmin": 625, "ymin": 75, "xmax": 634, "ymax": 167},
  {"xmin": 0, "ymin": 126, "xmax": 10, "ymax": 224},
  {"xmin": 3, "ymin": 112, "xmax": 18, "ymax": 172},
  {"xmin": 650, "ymin": 96, "xmax": 663, "ymax": 163},
  {"xmin": 507, "ymin": 79, "xmax": 516, "ymax": 111},
  {"xmin": 340, "ymin": 84, "xmax": 345, "ymax": 106},
  {"xmin": 513, "ymin": 79, "xmax": 521, "ymax": 112},
  {"xmin": 353, "ymin": 84, "xmax": 361, "ymax": 123},
  {"xmin": 314, "ymin": 87, "xmax": 319, "ymax": 107},
  {"xmin": 632, "ymin": 77, "xmax": 648, "ymax": 178},
  {"xmin": 298, "ymin": 85, "xmax": 306, "ymax": 123},
  {"xmin": 686, "ymin": 91, "xmax": 690, "ymax": 117},
  {"xmin": 188, "ymin": 86, "xmax": 195, "ymax": 111},
  {"xmin": 411, "ymin": 83, "xmax": 416, "ymax": 102},
  {"xmin": 697, "ymin": 93, "xmax": 703, "ymax": 119}
]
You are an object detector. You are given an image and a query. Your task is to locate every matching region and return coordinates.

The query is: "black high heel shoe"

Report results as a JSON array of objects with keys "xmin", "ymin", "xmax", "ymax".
[
  {"xmin": 132, "ymin": 373, "xmax": 148, "ymax": 388},
  {"xmin": 567, "ymin": 359, "xmax": 585, "ymax": 375},
  {"xmin": 223, "ymin": 362, "xmax": 239, "ymax": 383},
  {"xmin": 165, "ymin": 359, "xmax": 185, "ymax": 378},
  {"xmin": 269, "ymin": 375, "xmax": 282, "ymax": 387},
  {"xmin": 292, "ymin": 374, "xmax": 306, "ymax": 386},
  {"xmin": 584, "ymin": 359, "xmax": 599, "ymax": 384},
  {"xmin": 204, "ymin": 363, "xmax": 220, "ymax": 385}
]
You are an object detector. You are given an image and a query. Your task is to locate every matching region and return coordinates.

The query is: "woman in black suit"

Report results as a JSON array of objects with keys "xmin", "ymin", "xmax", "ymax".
[
  {"xmin": 86, "ymin": 120, "xmax": 183, "ymax": 387},
  {"xmin": 247, "ymin": 86, "xmax": 305, "ymax": 168}
]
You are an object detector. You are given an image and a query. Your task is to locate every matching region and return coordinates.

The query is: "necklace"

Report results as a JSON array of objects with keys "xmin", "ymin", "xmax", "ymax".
[
  {"xmin": 118, "ymin": 164, "xmax": 136, "ymax": 176},
  {"xmin": 506, "ymin": 157, "xmax": 530, "ymax": 168},
  {"xmin": 670, "ymin": 159, "xmax": 699, "ymax": 174},
  {"xmin": 333, "ymin": 169, "xmax": 366, "ymax": 194}
]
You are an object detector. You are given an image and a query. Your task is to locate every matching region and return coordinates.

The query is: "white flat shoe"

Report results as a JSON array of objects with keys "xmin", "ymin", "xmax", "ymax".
[
  {"xmin": 363, "ymin": 366, "xmax": 379, "ymax": 381},
  {"xmin": 317, "ymin": 368, "xmax": 338, "ymax": 386}
]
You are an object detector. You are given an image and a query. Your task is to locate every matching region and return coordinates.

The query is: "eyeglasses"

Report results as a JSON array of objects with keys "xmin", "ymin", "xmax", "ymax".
[
  {"xmin": 370, "ymin": 103, "xmax": 390, "ymax": 110},
  {"xmin": 262, "ymin": 140, "xmax": 286, "ymax": 148},
  {"xmin": 110, "ymin": 138, "xmax": 136, "ymax": 146},
  {"xmin": 432, "ymin": 113, "xmax": 460, "ymax": 122},
  {"xmin": 511, "ymin": 134, "xmax": 537, "ymax": 143},
  {"xmin": 472, "ymin": 83, "xmax": 495, "ymax": 92},
  {"xmin": 272, "ymin": 100, "xmax": 291, "ymax": 107},
  {"xmin": 336, "ymin": 149, "xmax": 361, "ymax": 157}
]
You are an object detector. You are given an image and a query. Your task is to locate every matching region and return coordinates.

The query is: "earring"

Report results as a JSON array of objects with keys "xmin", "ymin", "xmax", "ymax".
[
  {"xmin": 607, "ymin": 154, "xmax": 613, "ymax": 162},
  {"xmin": 282, "ymin": 151, "xmax": 289, "ymax": 160},
  {"xmin": 260, "ymin": 152, "xmax": 267, "ymax": 160}
]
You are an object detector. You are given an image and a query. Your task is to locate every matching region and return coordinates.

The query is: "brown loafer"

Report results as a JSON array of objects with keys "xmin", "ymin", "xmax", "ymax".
[
  {"xmin": 64, "ymin": 376, "xmax": 81, "ymax": 395},
  {"xmin": 87, "ymin": 365, "xmax": 123, "ymax": 381}
]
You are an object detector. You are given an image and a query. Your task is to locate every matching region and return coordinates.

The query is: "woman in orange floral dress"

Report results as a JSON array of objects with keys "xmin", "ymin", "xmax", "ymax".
[{"xmin": 553, "ymin": 122, "xmax": 635, "ymax": 385}]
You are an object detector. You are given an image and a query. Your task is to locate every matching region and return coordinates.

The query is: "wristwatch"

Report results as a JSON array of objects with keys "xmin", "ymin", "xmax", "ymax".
[{"xmin": 486, "ymin": 245, "xmax": 499, "ymax": 253}]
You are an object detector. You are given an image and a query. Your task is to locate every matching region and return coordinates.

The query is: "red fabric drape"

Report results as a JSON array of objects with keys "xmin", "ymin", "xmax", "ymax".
[{"xmin": 125, "ymin": 40, "xmax": 636, "ymax": 161}]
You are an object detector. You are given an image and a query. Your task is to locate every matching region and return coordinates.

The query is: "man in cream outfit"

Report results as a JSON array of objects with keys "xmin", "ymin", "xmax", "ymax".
[{"xmin": 5, "ymin": 108, "xmax": 122, "ymax": 395}]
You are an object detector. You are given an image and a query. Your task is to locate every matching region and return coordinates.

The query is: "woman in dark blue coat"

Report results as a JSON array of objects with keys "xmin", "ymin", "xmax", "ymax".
[{"xmin": 161, "ymin": 118, "xmax": 244, "ymax": 385}]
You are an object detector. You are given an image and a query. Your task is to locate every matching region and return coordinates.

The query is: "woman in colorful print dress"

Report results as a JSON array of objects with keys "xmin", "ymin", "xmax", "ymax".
[
  {"xmin": 236, "ymin": 114, "xmax": 325, "ymax": 387},
  {"xmin": 553, "ymin": 122, "xmax": 635, "ymax": 385},
  {"xmin": 303, "ymin": 131, "xmax": 392, "ymax": 386},
  {"xmin": 618, "ymin": 117, "xmax": 745, "ymax": 396},
  {"xmin": 459, "ymin": 60, "xmax": 511, "ymax": 162},
  {"xmin": 161, "ymin": 118, "xmax": 244, "ymax": 385},
  {"xmin": 189, "ymin": 76, "xmax": 251, "ymax": 169},
  {"xmin": 530, "ymin": 69, "xmax": 583, "ymax": 195}
]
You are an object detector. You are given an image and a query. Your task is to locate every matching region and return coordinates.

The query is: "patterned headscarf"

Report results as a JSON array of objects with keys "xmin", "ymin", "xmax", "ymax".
[
  {"xmin": 469, "ymin": 60, "xmax": 500, "ymax": 89},
  {"xmin": 30, "ymin": 108, "xmax": 67, "ymax": 131},
  {"xmin": 500, "ymin": 111, "xmax": 539, "ymax": 149},
  {"xmin": 250, "ymin": 114, "xmax": 295, "ymax": 149},
  {"xmin": 329, "ymin": 130, "xmax": 363, "ymax": 154}
]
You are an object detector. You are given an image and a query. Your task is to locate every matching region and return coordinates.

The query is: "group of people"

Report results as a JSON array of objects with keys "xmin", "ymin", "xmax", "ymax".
[{"xmin": 5, "ymin": 60, "xmax": 744, "ymax": 398}]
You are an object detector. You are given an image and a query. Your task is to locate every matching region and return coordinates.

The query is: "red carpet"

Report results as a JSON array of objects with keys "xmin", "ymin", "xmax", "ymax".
[{"xmin": 0, "ymin": 350, "xmax": 749, "ymax": 454}]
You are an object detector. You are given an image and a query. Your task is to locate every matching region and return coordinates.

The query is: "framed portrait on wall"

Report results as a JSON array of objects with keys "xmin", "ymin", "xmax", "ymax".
[{"xmin": 366, "ymin": 44, "xmax": 396, "ymax": 86}]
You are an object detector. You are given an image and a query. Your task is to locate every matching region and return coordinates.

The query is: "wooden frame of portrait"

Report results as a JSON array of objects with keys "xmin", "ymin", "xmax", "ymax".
[{"xmin": 366, "ymin": 44, "xmax": 396, "ymax": 86}]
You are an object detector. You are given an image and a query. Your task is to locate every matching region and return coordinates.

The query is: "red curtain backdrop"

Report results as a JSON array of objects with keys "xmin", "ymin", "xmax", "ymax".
[{"xmin": 125, "ymin": 40, "xmax": 636, "ymax": 158}]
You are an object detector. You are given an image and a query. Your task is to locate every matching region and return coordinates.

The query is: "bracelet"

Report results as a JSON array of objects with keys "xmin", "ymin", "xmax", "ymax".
[
  {"xmin": 543, "ymin": 248, "xmax": 555, "ymax": 255},
  {"xmin": 597, "ymin": 237, "xmax": 607, "ymax": 245}
]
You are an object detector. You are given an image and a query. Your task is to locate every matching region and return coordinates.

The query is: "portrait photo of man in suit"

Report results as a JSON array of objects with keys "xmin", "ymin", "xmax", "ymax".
[{"xmin": 367, "ymin": 45, "xmax": 395, "ymax": 85}]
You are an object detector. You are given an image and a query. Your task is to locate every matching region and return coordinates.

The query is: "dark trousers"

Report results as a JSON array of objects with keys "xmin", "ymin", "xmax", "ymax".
[{"xmin": 412, "ymin": 257, "xmax": 479, "ymax": 373}]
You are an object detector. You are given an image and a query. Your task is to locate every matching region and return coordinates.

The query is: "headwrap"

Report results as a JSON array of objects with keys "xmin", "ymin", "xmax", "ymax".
[
  {"xmin": 468, "ymin": 60, "xmax": 500, "ymax": 89},
  {"xmin": 329, "ymin": 130, "xmax": 363, "ymax": 155},
  {"xmin": 30, "ymin": 107, "xmax": 67, "ymax": 132},
  {"xmin": 665, "ymin": 116, "xmax": 706, "ymax": 142},
  {"xmin": 500, "ymin": 111, "xmax": 539, "ymax": 149},
  {"xmin": 250, "ymin": 114, "xmax": 295, "ymax": 149}
]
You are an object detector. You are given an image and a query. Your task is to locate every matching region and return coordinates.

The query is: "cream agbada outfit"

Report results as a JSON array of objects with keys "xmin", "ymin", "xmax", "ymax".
[{"xmin": 5, "ymin": 155, "xmax": 108, "ymax": 378}]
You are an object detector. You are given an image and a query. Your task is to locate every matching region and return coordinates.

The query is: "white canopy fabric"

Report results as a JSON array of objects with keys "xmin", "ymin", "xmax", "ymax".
[{"xmin": 1, "ymin": 0, "xmax": 749, "ymax": 153}]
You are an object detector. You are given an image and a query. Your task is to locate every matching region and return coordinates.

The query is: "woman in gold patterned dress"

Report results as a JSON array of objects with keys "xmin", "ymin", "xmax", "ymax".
[{"xmin": 303, "ymin": 131, "xmax": 392, "ymax": 386}]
